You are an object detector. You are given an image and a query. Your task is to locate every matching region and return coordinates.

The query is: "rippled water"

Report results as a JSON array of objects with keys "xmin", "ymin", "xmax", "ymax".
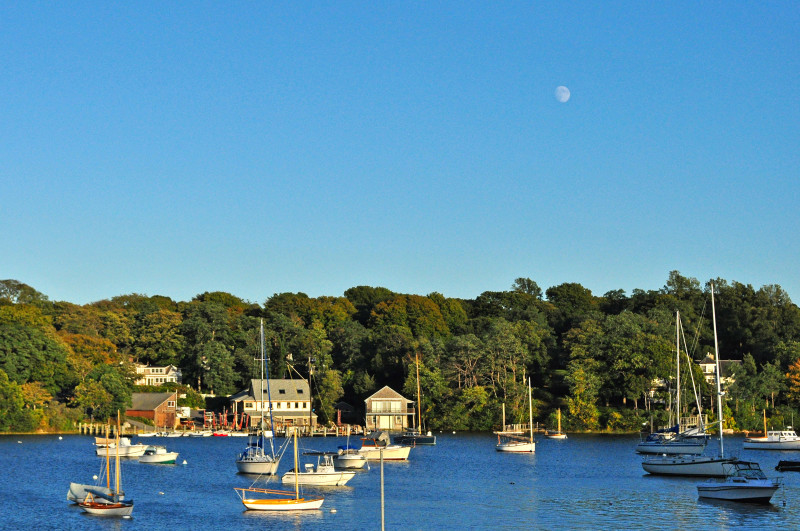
[{"xmin": 2, "ymin": 432, "xmax": 799, "ymax": 530}]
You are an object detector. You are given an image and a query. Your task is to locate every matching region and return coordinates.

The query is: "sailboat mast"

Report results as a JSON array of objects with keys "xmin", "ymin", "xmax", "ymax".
[
  {"xmin": 528, "ymin": 378, "xmax": 533, "ymax": 445},
  {"xmin": 416, "ymin": 352, "xmax": 422, "ymax": 431},
  {"xmin": 105, "ymin": 422, "xmax": 110, "ymax": 490},
  {"xmin": 259, "ymin": 320, "xmax": 276, "ymax": 455},
  {"xmin": 115, "ymin": 411, "xmax": 121, "ymax": 496},
  {"xmin": 293, "ymin": 428, "xmax": 299, "ymax": 499},
  {"xmin": 711, "ymin": 283, "xmax": 724, "ymax": 458},
  {"xmin": 676, "ymin": 311, "xmax": 681, "ymax": 433}
]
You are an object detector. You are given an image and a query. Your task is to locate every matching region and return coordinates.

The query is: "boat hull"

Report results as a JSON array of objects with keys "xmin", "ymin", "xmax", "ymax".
[
  {"xmin": 642, "ymin": 457, "xmax": 738, "ymax": 477},
  {"xmin": 742, "ymin": 440, "xmax": 800, "ymax": 450},
  {"xmin": 334, "ymin": 454, "xmax": 367, "ymax": 469},
  {"xmin": 393, "ymin": 434, "xmax": 437, "ymax": 445},
  {"xmin": 281, "ymin": 470, "xmax": 355, "ymax": 486},
  {"xmin": 241, "ymin": 497, "xmax": 324, "ymax": 511},
  {"xmin": 236, "ymin": 459, "xmax": 279, "ymax": 475},
  {"xmin": 697, "ymin": 481, "xmax": 778, "ymax": 503},
  {"xmin": 545, "ymin": 433, "xmax": 567, "ymax": 440},
  {"xmin": 635, "ymin": 441, "xmax": 705, "ymax": 455},
  {"xmin": 496, "ymin": 442, "xmax": 535, "ymax": 453},
  {"xmin": 95, "ymin": 444, "xmax": 148, "ymax": 457},
  {"xmin": 140, "ymin": 452, "xmax": 179, "ymax": 464},
  {"xmin": 79, "ymin": 501, "xmax": 134, "ymax": 516},
  {"xmin": 358, "ymin": 445, "xmax": 411, "ymax": 461}
]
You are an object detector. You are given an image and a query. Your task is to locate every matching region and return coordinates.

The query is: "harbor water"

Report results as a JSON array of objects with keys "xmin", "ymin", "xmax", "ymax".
[{"xmin": 3, "ymin": 432, "xmax": 800, "ymax": 530}]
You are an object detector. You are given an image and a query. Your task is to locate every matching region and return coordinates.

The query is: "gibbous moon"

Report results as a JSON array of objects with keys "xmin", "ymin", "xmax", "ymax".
[{"xmin": 555, "ymin": 86, "xmax": 570, "ymax": 103}]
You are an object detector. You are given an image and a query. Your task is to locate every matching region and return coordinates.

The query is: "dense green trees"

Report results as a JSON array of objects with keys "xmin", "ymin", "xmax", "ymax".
[{"xmin": 1, "ymin": 271, "xmax": 800, "ymax": 434}]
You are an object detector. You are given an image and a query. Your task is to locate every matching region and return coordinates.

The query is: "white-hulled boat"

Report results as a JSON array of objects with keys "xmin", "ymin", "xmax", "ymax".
[
  {"xmin": 743, "ymin": 430, "xmax": 800, "ymax": 450},
  {"xmin": 544, "ymin": 409, "xmax": 567, "ymax": 440},
  {"xmin": 636, "ymin": 434, "xmax": 706, "ymax": 455},
  {"xmin": 139, "ymin": 445, "xmax": 179, "ymax": 464},
  {"xmin": 743, "ymin": 411, "xmax": 800, "ymax": 449},
  {"xmin": 95, "ymin": 436, "xmax": 148, "ymax": 457},
  {"xmin": 358, "ymin": 431, "xmax": 412, "ymax": 460},
  {"xmin": 643, "ymin": 455, "xmax": 739, "ymax": 477},
  {"xmin": 496, "ymin": 378, "xmax": 535, "ymax": 453},
  {"xmin": 697, "ymin": 461, "xmax": 780, "ymax": 503},
  {"xmin": 281, "ymin": 453, "xmax": 356, "ymax": 486},
  {"xmin": 234, "ymin": 429, "xmax": 323, "ymax": 511},
  {"xmin": 235, "ymin": 320, "xmax": 285, "ymax": 475},
  {"xmin": 696, "ymin": 284, "xmax": 780, "ymax": 504},
  {"xmin": 334, "ymin": 448, "xmax": 367, "ymax": 469}
]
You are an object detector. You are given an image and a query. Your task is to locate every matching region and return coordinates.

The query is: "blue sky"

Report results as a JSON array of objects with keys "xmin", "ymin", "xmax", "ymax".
[{"xmin": 2, "ymin": 3, "xmax": 798, "ymax": 305}]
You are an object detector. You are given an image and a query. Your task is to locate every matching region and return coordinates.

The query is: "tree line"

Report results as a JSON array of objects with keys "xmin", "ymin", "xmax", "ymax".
[{"xmin": 1, "ymin": 271, "xmax": 800, "ymax": 434}]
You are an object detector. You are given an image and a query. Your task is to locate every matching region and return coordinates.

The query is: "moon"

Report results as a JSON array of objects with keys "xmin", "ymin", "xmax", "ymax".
[{"xmin": 555, "ymin": 86, "xmax": 570, "ymax": 103}]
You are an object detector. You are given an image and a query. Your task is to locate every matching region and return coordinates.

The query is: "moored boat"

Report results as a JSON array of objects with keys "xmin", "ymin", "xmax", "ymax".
[
  {"xmin": 139, "ymin": 445, "xmax": 179, "ymax": 464},
  {"xmin": 697, "ymin": 461, "xmax": 780, "ymax": 503},
  {"xmin": 359, "ymin": 431, "xmax": 411, "ymax": 460},
  {"xmin": 281, "ymin": 453, "xmax": 356, "ymax": 486}
]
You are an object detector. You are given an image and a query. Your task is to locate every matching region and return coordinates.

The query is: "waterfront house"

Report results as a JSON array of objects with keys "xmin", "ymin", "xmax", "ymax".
[
  {"xmin": 126, "ymin": 391, "xmax": 178, "ymax": 429},
  {"xmin": 364, "ymin": 386, "xmax": 414, "ymax": 431},
  {"xmin": 230, "ymin": 379, "xmax": 317, "ymax": 431}
]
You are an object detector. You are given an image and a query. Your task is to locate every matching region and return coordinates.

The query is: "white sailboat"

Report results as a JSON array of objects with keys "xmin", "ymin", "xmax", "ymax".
[
  {"xmin": 637, "ymin": 311, "xmax": 707, "ymax": 456},
  {"xmin": 236, "ymin": 319, "xmax": 285, "ymax": 475},
  {"xmin": 642, "ymin": 306, "xmax": 736, "ymax": 476},
  {"xmin": 78, "ymin": 412, "xmax": 134, "ymax": 516},
  {"xmin": 496, "ymin": 378, "xmax": 535, "ymax": 453},
  {"xmin": 697, "ymin": 283, "xmax": 780, "ymax": 503},
  {"xmin": 234, "ymin": 428, "xmax": 324, "ymax": 511},
  {"xmin": 544, "ymin": 408, "xmax": 567, "ymax": 440}
]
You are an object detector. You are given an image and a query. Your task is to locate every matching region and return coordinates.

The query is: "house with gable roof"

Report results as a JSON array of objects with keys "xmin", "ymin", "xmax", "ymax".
[
  {"xmin": 126, "ymin": 391, "xmax": 178, "ymax": 429},
  {"xmin": 364, "ymin": 386, "xmax": 414, "ymax": 431},
  {"xmin": 230, "ymin": 378, "xmax": 318, "ymax": 431}
]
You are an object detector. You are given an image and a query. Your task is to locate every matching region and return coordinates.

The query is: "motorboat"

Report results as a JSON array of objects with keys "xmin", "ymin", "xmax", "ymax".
[
  {"xmin": 358, "ymin": 431, "xmax": 411, "ymax": 460},
  {"xmin": 334, "ymin": 448, "xmax": 367, "ymax": 469},
  {"xmin": 775, "ymin": 460, "xmax": 800, "ymax": 472},
  {"xmin": 697, "ymin": 461, "xmax": 780, "ymax": 503},
  {"xmin": 281, "ymin": 453, "xmax": 356, "ymax": 486},
  {"xmin": 139, "ymin": 445, "xmax": 179, "ymax": 464},
  {"xmin": 743, "ymin": 430, "xmax": 800, "ymax": 450},
  {"xmin": 95, "ymin": 436, "xmax": 148, "ymax": 457},
  {"xmin": 393, "ymin": 428, "xmax": 437, "ymax": 446}
]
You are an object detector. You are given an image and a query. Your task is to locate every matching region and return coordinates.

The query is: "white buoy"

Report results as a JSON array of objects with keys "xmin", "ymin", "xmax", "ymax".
[
  {"xmin": 159, "ymin": 492, "xmax": 164, "ymax": 495},
  {"xmin": 59, "ymin": 436, "xmax": 63, "ymax": 440},
  {"xmin": 17, "ymin": 441, "xmax": 21, "ymax": 444},
  {"xmin": 182, "ymin": 460, "xmax": 187, "ymax": 465},
  {"xmin": 93, "ymin": 475, "xmax": 98, "ymax": 480},
  {"xmin": 331, "ymin": 509, "xmax": 337, "ymax": 513}
]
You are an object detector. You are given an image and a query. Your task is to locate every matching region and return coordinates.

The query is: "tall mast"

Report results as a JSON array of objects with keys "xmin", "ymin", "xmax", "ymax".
[
  {"xmin": 260, "ymin": 319, "xmax": 276, "ymax": 455},
  {"xmin": 528, "ymin": 378, "xmax": 534, "ymax": 446},
  {"xmin": 676, "ymin": 311, "xmax": 681, "ymax": 433},
  {"xmin": 115, "ymin": 410, "xmax": 121, "ymax": 496},
  {"xmin": 711, "ymin": 283, "xmax": 724, "ymax": 458},
  {"xmin": 416, "ymin": 352, "xmax": 422, "ymax": 431}
]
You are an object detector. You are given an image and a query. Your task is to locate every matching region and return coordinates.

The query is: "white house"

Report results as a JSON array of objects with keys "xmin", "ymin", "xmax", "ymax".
[
  {"xmin": 134, "ymin": 364, "xmax": 182, "ymax": 386},
  {"xmin": 698, "ymin": 353, "xmax": 741, "ymax": 388},
  {"xmin": 365, "ymin": 386, "xmax": 414, "ymax": 431},
  {"xmin": 230, "ymin": 379, "xmax": 317, "ymax": 430}
]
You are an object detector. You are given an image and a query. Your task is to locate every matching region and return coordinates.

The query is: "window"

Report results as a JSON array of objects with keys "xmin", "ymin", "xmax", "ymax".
[
  {"xmin": 279, "ymin": 389, "xmax": 286, "ymax": 394},
  {"xmin": 167, "ymin": 401, "xmax": 175, "ymax": 407},
  {"xmin": 297, "ymin": 389, "xmax": 304, "ymax": 394},
  {"xmin": 295, "ymin": 402, "xmax": 299, "ymax": 409},
  {"xmin": 245, "ymin": 402, "xmax": 254, "ymax": 409}
]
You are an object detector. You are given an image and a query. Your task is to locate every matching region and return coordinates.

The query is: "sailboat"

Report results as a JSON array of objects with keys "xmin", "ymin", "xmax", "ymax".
[
  {"xmin": 636, "ymin": 311, "xmax": 707, "ymax": 456},
  {"xmin": 642, "ymin": 304, "xmax": 738, "ymax": 476},
  {"xmin": 545, "ymin": 409, "xmax": 567, "ymax": 439},
  {"xmin": 236, "ymin": 320, "xmax": 285, "ymax": 475},
  {"xmin": 234, "ymin": 428, "xmax": 324, "ymax": 511},
  {"xmin": 394, "ymin": 352, "xmax": 437, "ymax": 446},
  {"xmin": 697, "ymin": 283, "xmax": 780, "ymax": 503},
  {"xmin": 78, "ymin": 412, "xmax": 134, "ymax": 516},
  {"xmin": 68, "ymin": 423, "xmax": 120, "ymax": 503},
  {"xmin": 334, "ymin": 425, "xmax": 367, "ymax": 469},
  {"xmin": 496, "ymin": 378, "xmax": 535, "ymax": 453}
]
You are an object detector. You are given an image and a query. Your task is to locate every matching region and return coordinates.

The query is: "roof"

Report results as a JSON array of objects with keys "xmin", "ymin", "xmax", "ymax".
[
  {"xmin": 231, "ymin": 379, "xmax": 311, "ymax": 402},
  {"xmin": 365, "ymin": 385, "xmax": 411, "ymax": 402},
  {"xmin": 129, "ymin": 392, "xmax": 176, "ymax": 411},
  {"xmin": 698, "ymin": 353, "xmax": 742, "ymax": 377}
]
